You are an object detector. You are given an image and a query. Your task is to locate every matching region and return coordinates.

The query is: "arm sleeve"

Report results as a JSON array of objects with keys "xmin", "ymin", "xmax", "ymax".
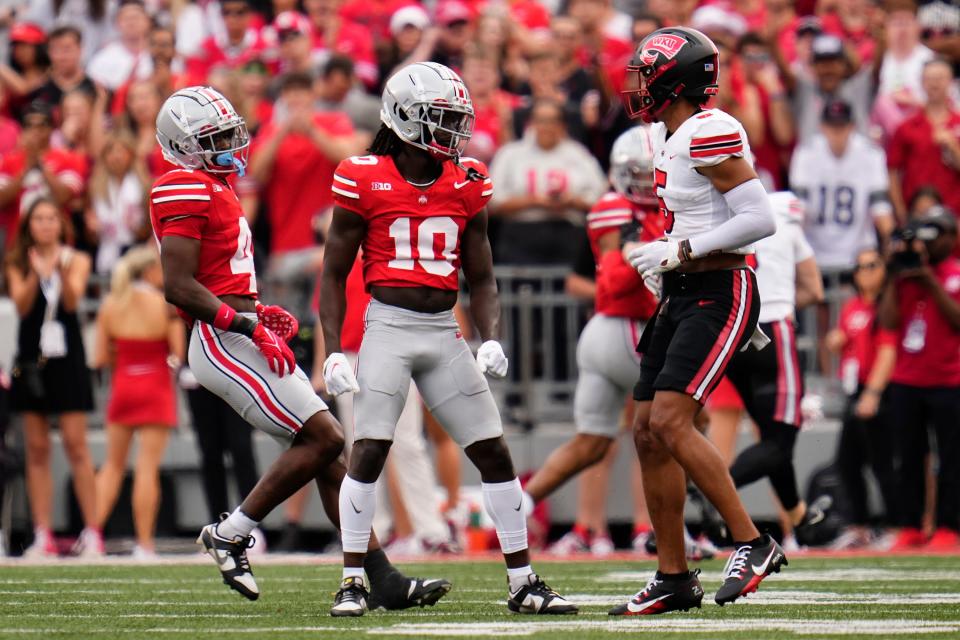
[
  {"xmin": 688, "ymin": 114, "xmax": 747, "ymax": 168},
  {"xmin": 687, "ymin": 178, "xmax": 777, "ymax": 257},
  {"xmin": 331, "ymin": 158, "xmax": 367, "ymax": 215},
  {"xmin": 150, "ymin": 176, "xmax": 212, "ymax": 240}
]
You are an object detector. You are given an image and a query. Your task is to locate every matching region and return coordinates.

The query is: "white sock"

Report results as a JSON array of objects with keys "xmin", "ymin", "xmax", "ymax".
[
  {"xmin": 342, "ymin": 566, "xmax": 365, "ymax": 583},
  {"xmin": 522, "ymin": 490, "xmax": 535, "ymax": 518},
  {"xmin": 216, "ymin": 508, "xmax": 258, "ymax": 540},
  {"xmin": 507, "ymin": 565, "xmax": 535, "ymax": 592},
  {"xmin": 482, "ymin": 478, "xmax": 529, "ymax": 554},
  {"xmin": 339, "ymin": 475, "xmax": 377, "ymax": 553}
]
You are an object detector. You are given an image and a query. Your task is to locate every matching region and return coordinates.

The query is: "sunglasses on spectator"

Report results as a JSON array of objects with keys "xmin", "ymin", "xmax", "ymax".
[
  {"xmin": 743, "ymin": 52, "xmax": 771, "ymax": 64},
  {"xmin": 278, "ymin": 30, "xmax": 303, "ymax": 42},
  {"xmin": 221, "ymin": 8, "xmax": 248, "ymax": 16},
  {"xmin": 854, "ymin": 261, "xmax": 882, "ymax": 272}
]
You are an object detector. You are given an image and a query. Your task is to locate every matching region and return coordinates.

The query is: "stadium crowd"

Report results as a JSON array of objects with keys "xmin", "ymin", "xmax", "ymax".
[{"xmin": 0, "ymin": 0, "xmax": 958, "ymax": 559}]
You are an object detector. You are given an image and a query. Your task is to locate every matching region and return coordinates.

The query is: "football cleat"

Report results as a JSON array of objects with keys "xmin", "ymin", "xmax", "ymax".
[
  {"xmin": 794, "ymin": 495, "xmax": 833, "ymax": 547},
  {"xmin": 590, "ymin": 534, "xmax": 615, "ymax": 557},
  {"xmin": 507, "ymin": 574, "xmax": 578, "ymax": 615},
  {"xmin": 330, "ymin": 576, "xmax": 369, "ymax": 617},
  {"xmin": 547, "ymin": 530, "xmax": 590, "ymax": 555},
  {"xmin": 609, "ymin": 569, "xmax": 704, "ymax": 616},
  {"xmin": 369, "ymin": 576, "xmax": 453, "ymax": 610},
  {"xmin": 715, "ymin": 534, "xmax": 787, "ymax": 605},
  {"xmin": 197, "ymin": 514, "xmax": 259, "ymax": 601}
]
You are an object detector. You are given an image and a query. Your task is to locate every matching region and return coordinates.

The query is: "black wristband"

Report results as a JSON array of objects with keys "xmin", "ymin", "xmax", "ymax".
[{"xmin": 230, "ymin": 314, "xmax": 258, "ymax": 338}]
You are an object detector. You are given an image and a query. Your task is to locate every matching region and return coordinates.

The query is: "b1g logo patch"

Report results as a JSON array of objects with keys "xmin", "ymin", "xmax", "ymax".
[{"xmin": 638, "ymin": 34, "xmax": 687, "ymax": 65}]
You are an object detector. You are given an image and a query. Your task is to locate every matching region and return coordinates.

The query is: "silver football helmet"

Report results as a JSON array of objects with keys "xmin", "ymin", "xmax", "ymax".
[
  {"xmin": 381, "ymin": 62, "xmax": 474, "ymax": 159},
  {"xmin": 610, "ymin": 125, "xmax": 656, "ymax": 205},
  {"xmin": 156, "ymin": 86, "xmax": 250, "ymax": 175}
]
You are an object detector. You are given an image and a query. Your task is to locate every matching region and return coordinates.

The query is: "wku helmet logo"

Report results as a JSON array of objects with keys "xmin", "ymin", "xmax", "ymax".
[{"xmin": 638, "ymin": 34, "xmax": 687, "ymax": 65}]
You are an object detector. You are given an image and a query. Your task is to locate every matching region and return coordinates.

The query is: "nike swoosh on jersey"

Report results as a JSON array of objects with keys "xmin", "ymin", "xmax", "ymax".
[
  {"xmin": 627, "ymin": 593, "xmax": 671, "ymax": 613},
  {"xmin": 752, "ymin": 547, "xmax": 779, "ymax": 576},
  {"xmin": 453, "ymin": 180, "xmax": 471, "ymax": 189}
]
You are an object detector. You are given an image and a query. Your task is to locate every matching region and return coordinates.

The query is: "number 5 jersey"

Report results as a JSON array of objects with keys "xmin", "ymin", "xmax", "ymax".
[
  {"xmin": 331, "ymin": 154, "xmax": 492, "ymax": 291},
  {"xmin": 650, "ymin": 108, "xmax": 754, "ymax": 254},
  {"xmin": 149, "ymin": 168, "xmax": 258, "ymax": 301}
]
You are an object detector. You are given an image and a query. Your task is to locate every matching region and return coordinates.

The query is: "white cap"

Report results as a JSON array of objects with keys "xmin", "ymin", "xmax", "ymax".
[
  {"xmin": 390, "ymin": 6, "xmax": 431, "ymax": 36},
  {"xmin": 691, "ymin": 5, "xmax": 747, "ymax": 38}
]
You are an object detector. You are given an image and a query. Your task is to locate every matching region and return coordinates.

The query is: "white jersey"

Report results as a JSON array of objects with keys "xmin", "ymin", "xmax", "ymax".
[
  {"xmin": 755, "ymin": 192, "xmax": 815, "ymax": 324},
  {"xmin": 650, "ymin": 108, "xmax": 755, "ymax": 255},
  {"xmin": 789, "ymin": 132, "xmax": 892, "ymax": 270}
]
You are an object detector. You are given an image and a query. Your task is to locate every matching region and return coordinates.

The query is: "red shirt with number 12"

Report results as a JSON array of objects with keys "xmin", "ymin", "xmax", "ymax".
[{"xmin": 331, "ymin": 154, "xmax": 492, "ymax": 291}]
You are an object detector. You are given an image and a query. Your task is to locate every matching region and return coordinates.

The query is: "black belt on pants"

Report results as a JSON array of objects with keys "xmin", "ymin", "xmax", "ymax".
[{"xmin": 661, "ymin": 267, "xmax": 748, "ymax": 297}]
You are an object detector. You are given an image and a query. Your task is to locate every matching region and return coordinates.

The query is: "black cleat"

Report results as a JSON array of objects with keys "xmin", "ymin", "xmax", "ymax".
[
  {"xmin": 507, "ymin": 574, "xmax": 578, "ymax": 614},
  {"xmin": 330, "ymin": 576, "xmax": 369, "ymax": 617},
  {"xmin": 715, "ymin": 534, "xmax": 787, "ymax": 605},
  {"xmin": 369, "ymin": 576, "xmax": 453, "ymax": 610},
  {"xmin": 196, "ymin": 513, "xmax": 259, "ymax": 601},
  {"xmin": 795, "ymin": 495, "xmax": 834, "ymax": 547},
  {"xmin": 609, "ymin": 569, "xmax": 704, "ymax": 616}
]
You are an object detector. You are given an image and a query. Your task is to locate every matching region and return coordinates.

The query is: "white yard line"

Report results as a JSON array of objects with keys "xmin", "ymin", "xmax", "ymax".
[{"xmin": 602, "ymin": 568, "xmax": 960, "ymax": 582}]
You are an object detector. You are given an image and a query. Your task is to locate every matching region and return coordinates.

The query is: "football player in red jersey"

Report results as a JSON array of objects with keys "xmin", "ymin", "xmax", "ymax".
[
  {"xmin": 519, "ymin": 126, "xmax": 662, "ymax": 553},
  {"xmin": 320, "ymin": 62, "xmax": 577, "ymax": 617},
  {"xmin": 151, "ymin": 86, "xmax": 450, "ymax": 610}
]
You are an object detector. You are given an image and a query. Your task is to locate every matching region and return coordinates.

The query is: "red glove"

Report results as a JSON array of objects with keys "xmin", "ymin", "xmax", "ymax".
[
  {"xmin": 256, "ymin": 303, "xmax": 299, "ymax": 342},
  {"xmin": 251, "ymin": 323, "xmax": 296, "ymax": 377}
]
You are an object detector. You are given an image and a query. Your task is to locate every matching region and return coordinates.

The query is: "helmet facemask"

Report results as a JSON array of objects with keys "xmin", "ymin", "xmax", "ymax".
[
  {"xmin": 612, "ymin": 161, "xmax": 655, "ymax": 206},
  {"xmin": 196, "ymin": 121, "xmax": 250, "ymax": 175},
  {"xmin": 622, "ymin": 62, "xmax": 681, "ymax": 124},
  {"xmin": 409, "ymin": 100, "xmax": 474, "ymax": 160}
]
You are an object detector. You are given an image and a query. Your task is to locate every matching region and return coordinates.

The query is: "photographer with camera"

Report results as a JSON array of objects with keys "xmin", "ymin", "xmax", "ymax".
[{"xmin": 878, "ymin": 207, "xmax": 960, "ymax": 551}]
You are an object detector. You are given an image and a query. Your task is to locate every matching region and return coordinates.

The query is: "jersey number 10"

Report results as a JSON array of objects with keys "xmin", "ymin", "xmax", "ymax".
[{"xmin": 388, "ymin": 216, "xmax": 459, "ymax": 277}]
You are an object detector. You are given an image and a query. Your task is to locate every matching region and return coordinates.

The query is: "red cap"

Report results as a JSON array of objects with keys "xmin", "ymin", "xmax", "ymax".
[
  {"xmin": 435, "ymin": 1, "xmax": 471, "ymax": 26},
  {"xmin": 273, "ymin": 11, "xmax": 311, "ymax": 37},
  {"xmin": 10, "ymin": 23, "xmax": 46, "ymax": 45}
]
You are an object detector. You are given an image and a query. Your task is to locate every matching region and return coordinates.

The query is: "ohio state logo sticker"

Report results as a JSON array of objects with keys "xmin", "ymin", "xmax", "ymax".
[{"xmin": 638, "ymin": 34, "xmax": 687, "ymax": 65}]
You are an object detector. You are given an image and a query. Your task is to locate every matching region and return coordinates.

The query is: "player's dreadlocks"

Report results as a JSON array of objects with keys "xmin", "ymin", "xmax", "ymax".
[{"xmin": 368, "ymin": 124, "xmax": 406, "ymax": 157}]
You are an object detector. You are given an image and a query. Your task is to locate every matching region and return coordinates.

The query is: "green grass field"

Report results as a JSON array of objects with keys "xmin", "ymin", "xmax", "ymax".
[{"xmin": 1, "ymin": 555, "xmax": 958, "ymax": 639}]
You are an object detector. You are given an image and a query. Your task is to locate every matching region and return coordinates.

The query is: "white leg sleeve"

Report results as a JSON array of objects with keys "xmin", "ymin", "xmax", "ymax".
[
  {"xmin": 482, "ymin": 478, "xmax": 529, "ymax": 554},
  {"xmin": 339, "ymin": 475, "xmax": 377, "ymax": 553},
  {"xmin": 388, "ymin": 382, "xmax": 449, "ymax": 541}
]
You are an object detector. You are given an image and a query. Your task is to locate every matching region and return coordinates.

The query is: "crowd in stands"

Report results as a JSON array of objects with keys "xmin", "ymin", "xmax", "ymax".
[{"xmin": 0, "ymin": 0, "xmax": 958, "ymax": 556}]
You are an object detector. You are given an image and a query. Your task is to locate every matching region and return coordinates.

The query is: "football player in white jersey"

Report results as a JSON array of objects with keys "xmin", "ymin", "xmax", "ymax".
[
  {"xmin": 609, "ymin": 27, "xmax": 785, "ymax": 616},
  {"xmin": 723, "ymin": 192, "xmax": 831, "ymax": 546}
]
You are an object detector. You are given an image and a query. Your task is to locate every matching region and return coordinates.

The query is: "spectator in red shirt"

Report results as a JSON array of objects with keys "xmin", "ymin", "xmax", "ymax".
[
  {"xmin": 0, "ymin": 85, "xmax": 21, "ymax": 158},
  {"xmin": 461, "ymin": 48, "xmax": 513, "ymax": 165},
  {"xmin": 185, "ymin": 0, "xmax": 269, "ymax": 86},
  {"xmin": 879, "ymin": 208, "xmax": 960, "ymax": 551},
  {"xmin": 273, "ymin": 11, "xmax": 317, "ymax": 77},
  {"xmin": 249, "ymin": 72, "xmax": 360, "ymax": 274},
  {"xmin": 888, "ymin": 59, "xmax": 960, "ymax": 223},
  {"xmin": 304, "ymin": 0, "xmax": 378, "ymax": 89},
  {"xmin": 0, "ymin": 103, "xmax": 87, "ymax": 246},
  {"xmin": 0, "ymin": 23, "xmax": 51, "ymax": 120},
  {"xmin": 429, "ymin": 1, "xmax": 473, "ymax": 72},
  {"xmin": 826, "ymin": 248, "xmax": 900, "ymax": 549}
]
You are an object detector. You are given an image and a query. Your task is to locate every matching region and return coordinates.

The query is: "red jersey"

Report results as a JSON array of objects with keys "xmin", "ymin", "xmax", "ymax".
[
  {"xmin": 149, "ymin": 169, "xmax": 258, "ymax": 303},
  {"xmin": 891, "ymin": 258, "xmax": 960, "ymax": 388},
  {"xmin": 837, "ymin": 295, "xmax": 896, "ymax": 388},
  {"xmin": 253, "ymin": 112, "xmax": 355, "ymax": 254},
  {"xmin": 0, "ymin": 148, "xmax": 88, "ymax": 244},
  {"xmin": 887, "ymin": 110, "xmax": 960, "ymax": 218},
  {"xmin": 331, "ymin": 155, "xmax": 492, "ymax": 291},
  {"xmin": 586, "ymin": 192, "xmax": 662, "ymax": 320},
  {"xmin": 311, "ymin": 23, "xmax": 377, "ymax": 88}
]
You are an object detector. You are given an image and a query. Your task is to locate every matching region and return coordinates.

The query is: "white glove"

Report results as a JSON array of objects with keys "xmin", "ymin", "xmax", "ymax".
[
  {"xmin": 627, "ymin": 238, "xmax": 685, "ymax": 277},
  {"xmin": 643, "ymin": 272, "xmax": 663, "ymax": 300},
  {"xmin": 476, "ymin": 340, "xmax": 508, "ymax": 378},
  {"xmin": 322, "ymin": 353, "xmax": 360, "ymax": 396}
]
